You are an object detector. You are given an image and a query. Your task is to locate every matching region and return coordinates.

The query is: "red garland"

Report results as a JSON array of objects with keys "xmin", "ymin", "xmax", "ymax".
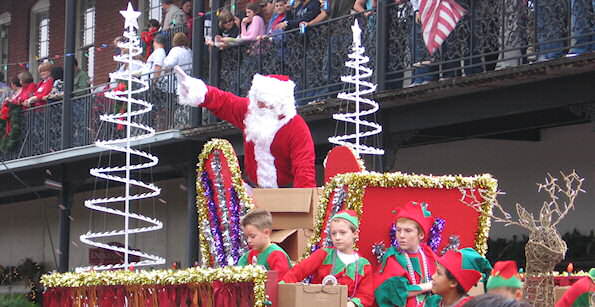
[{"xmin": 0, "ymin": 102, "xmax": 11, "ymax": 135}]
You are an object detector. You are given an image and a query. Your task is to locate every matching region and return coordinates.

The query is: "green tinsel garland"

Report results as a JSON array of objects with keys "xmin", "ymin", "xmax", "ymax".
[{"xmin": 0, "ymin": 103, "xmax": 22, "ymax": 153}]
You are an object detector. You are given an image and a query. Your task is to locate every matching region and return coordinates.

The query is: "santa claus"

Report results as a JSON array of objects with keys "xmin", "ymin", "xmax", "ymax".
[{"xmin": 174, "ymin": 66, "xmax": 316, "ymax": 188}]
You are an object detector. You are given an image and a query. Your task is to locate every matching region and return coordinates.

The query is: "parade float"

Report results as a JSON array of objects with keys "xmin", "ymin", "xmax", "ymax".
[{"xmin": 39, "ymin": 3, "xmax": 589, "ymax": 307}]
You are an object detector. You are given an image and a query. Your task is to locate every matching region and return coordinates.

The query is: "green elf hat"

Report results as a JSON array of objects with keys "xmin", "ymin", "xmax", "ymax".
[
  {"xmin": 438, "ymin": 248, "xmax": 493, "ymax": 292},
  {"xmin": 331, "ymin": 210, "xmax": 359, "ymax": 229},
  {"xmin": 486, "ymin": 261, "xmax": 523, "ymax": 290}
]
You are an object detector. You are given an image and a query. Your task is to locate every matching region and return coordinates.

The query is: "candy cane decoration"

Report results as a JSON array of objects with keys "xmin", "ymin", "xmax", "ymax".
[
  {"xmin": 78, "ymin": 3, "xmax": 164, "ymax": 271},
  {"xmin": 328, "ymin": 19, "xmax": 384, "ymax": 156}
]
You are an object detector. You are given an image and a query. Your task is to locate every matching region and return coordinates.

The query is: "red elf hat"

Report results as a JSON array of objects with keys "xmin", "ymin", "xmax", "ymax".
[
  {"xmin": 438, "ymin": 248, "xmax": 493, "ymax": 292},
  {"xmin": 393, "ymin": 201, "xmax": 435, "ymax": 239}
]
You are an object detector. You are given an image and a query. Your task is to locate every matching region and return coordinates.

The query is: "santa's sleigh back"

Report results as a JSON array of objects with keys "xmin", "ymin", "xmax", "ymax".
[{"xmin": 196, "ymin": 139, "xmax": 497, "ymax": 269}]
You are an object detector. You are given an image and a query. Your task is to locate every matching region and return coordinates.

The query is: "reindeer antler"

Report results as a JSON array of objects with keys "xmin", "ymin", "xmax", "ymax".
[
  {"xmin": 537, "ymin": 171, "xmax": 585, "ymax": 228},
  {"xmin": 459, "ymin": 171, "xmax": 585, "ymax": 232},
  {"xmin": 459, "ymin": 188, "xmax": 535, "ymax": 231}
]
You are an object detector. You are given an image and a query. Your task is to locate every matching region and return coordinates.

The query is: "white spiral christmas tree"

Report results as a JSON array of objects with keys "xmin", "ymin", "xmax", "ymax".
[
  {"xmin": 78, "ymin": 3, "xmax": 165, "ymax": 271},
  {"xmin": 328, "ymin": 19, "xmax": 384, "ymax": 156}
]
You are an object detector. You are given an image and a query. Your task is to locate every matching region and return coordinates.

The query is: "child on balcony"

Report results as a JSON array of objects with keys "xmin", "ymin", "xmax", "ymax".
[
  {"xmin": 237, "ymin": 209, "xmax": 292, "ymax": 282},
  {"xmin": 281, "ymin": 210, "xmax": 374, "ymax": 307},
  {"xmin": 215, "ymin": 3, "xmax": 265, "ymax": 49}
]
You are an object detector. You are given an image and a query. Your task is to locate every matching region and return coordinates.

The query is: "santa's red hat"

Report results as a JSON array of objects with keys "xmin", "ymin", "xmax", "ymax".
[
  {"xmin": 393, "ymin": 201, "xmax": 434, "ymax": 239},
  {"xmin": 248, "ymin": 74, "xmax": 296, "ymax": 117},
  {"xmin": 438, "ymin": 248, "xmax": 492, "ymax": 292}
]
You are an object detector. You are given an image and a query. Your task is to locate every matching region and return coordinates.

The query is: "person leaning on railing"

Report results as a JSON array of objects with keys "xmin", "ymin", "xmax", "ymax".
[
  {"xmin": 3, "ymin": 77, "xmax": 21, "ymax": 107},
  {"xmin": 181, "ymin": 0, "xmax": 193, "ymax": 44},
  {"xmin": 206, "ymin": 9, "xmax": 240, "ymax": 49},
  {"xmin": 276, "ymin": 0, "xmax": 321, "ymax": 30},
  {"xmin": 23, "ymin": 62, "xmax": 53, "ymax": 108},
  {"xmin": 13, "ymin": 72, "xmax": 36, "ymax": 108},
  {"xmin": 163, "ymin": 32, "xmax": 193, "ymax": 95},
  {"xmin": 46, "ymin": 66, "xmax": 64, "ymax": 103},
  {"xmin": 161, "ymin": 0, "xmax": 186, "ymax": 31},
  {"xmin": 147, "ymin": 34, "xmax": 167, "ymax": 79},
  {"xmin": 73, "ymin": 58, "xmax": 91, "ymax": 96}
]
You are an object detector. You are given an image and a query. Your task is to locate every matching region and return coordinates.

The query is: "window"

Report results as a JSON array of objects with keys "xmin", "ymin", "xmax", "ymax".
[
  {"xmin": 145, "ymin": 0, "xmax": 163, "ymax": 23},
  {"xmin": 29, "ymin": 0, "xmax": 50, "ymax": 76},
  {"xmin": 0, "ymin": 13, "xmax": 10, "ymax": 83},
  {"xmin": 37, "ymin": 13, "xmax": 50, "ymax": 62},
  {"xmin": 79, "ymin": 0, "xmax": 95, "ymax": 83}
]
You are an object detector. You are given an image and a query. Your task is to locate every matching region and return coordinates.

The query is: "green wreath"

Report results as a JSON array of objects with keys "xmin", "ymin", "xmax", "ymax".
[{"xmin": 0, "ymin": 103, "xmax": 22, "ymax": 153}]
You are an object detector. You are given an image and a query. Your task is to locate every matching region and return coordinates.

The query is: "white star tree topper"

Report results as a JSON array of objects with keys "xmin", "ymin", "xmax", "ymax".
[{"xmin": 120, "ymin": 2, "xmax": 141, "ymax": 30}]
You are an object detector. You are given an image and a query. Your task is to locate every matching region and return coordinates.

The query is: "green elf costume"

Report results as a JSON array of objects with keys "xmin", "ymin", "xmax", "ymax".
[
  {"xmin": 555, "ymin": 268, "xmax": 595, "ymax": 307},
  {"xmin": 486, "ymin": 260, "xmax": 523, "ymax": 292},
  {"xmin": 375, "ymin": 201, "xmax": 437, "ymax": 307},
  {"xmin": 237, "ymin": 243, "xmax": 292, "ymax": 282},
  {"xmin": 425, "ymin": 248, "xmax": 492, "ymax": 307},
  {"xmin": 281, "ymin": 210, "xmax": 375, "ymax": 307}
]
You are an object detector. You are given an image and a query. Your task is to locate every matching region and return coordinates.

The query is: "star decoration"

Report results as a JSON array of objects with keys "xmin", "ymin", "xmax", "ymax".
[{"xmin": 120, "ymin": 2, "xmax": 141, "ymax": 30}]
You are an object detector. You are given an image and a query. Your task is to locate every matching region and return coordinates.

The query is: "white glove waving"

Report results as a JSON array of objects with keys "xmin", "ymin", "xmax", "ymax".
[{"xmin": 174, "ymin": 65, "xmax": 207, "ymax": 107}]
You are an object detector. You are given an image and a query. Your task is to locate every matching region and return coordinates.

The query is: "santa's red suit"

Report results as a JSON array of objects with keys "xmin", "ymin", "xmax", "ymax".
[{"xmin": 176, "ymin": 67, "xmax": 316, "ymax": 188}]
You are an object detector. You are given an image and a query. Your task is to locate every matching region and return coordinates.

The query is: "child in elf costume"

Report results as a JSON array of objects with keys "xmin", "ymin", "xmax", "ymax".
[
  {"xmin": 555, "ymin": 268, "xmax": 595, "ymax": 307},
  {"xmin": 281, "ymin": 210, "xmax": 374, "ymax": 307},
  {"xmin": 375, "ymin": 201, "xmax": 438, "ymax": 307},
  {"xmin": 425, "ymin": 248, "xmax": 492, "ymax": 307},
  {"xmin": 236, "ymin": 209, "xmax": 291, "ymax": 282},
  {"xmin": 486, "ymin": 261, "xmax": 523, "ymax": 300}
]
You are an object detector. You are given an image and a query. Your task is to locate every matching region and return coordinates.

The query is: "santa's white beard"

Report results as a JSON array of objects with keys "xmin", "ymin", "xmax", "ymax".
[{"xmin": 244, "ymin": 103, "xmax": 285, "ymax": 144}]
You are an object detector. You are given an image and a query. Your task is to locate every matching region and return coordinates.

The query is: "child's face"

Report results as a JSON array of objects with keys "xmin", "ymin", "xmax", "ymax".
[
  {"xmin": 396, "ymin": 218, "xmax": 424, "ymax": 253},
  {"xmin": 431, "ymin": 264, "xmax": 457, "ymax": 295},
  {"xmin": 274, "ymin": 2, "xmax": 286, "ymax": 14},
  {"xmin": 243, "ymin": 224, "xmax": 270, "ymax": 251},
  {"xmin": 330, "ymin": 219, "xmax": 358, "ymax": 253},
  {"xmin": 487, "ymin": 287, "xmax": 523, "ymax": 300}
]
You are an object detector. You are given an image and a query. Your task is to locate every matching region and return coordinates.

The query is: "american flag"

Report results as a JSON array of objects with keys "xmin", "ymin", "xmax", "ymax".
[{"xmin": 419, "ymin": 0, "xmax": 467, "ymax": 55}]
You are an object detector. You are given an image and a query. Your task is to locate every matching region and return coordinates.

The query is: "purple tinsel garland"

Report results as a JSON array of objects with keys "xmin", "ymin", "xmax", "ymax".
[
  {"xmin": 229, "ymin": 187, "xmax": 244, "ymax": 263},
  {"xmin": 201, "ymin": 171, "xmax": 227, "ymax": 266},
  {"xmin": 428, "ymin": 217, "xmax": 446, "ymax": 253},
  {"xmin": 390, "ymin": 223, "xmax": 399, "ymax": 249}
]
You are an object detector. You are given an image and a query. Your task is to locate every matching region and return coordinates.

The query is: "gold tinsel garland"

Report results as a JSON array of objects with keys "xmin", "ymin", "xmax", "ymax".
[
  {"xmin": 41, "ymin": 265, "xmax": 268, "ymax": 306},
  {"xmin": 305, "ymin": 172, "xmax": 498, "ymax": 259},
  {"xmin": 195, "ymin": 139, "xmax": 253, "ymax": 267}
]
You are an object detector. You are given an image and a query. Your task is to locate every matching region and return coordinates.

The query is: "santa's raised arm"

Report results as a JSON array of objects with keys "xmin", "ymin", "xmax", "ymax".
[{"xmin": 174, "ymin": 66, "xmax": 316, "ymax": 188}]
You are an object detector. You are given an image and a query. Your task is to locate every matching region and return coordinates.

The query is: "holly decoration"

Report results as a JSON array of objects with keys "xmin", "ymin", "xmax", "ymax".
[{"xmin": 0, "ymin": 102, "xmax": 22, "ymax": 153}]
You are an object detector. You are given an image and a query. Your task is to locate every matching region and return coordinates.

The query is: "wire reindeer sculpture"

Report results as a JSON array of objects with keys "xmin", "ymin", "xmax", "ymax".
[{"xmin": 460, "ymin": 171, "xmax": 585, "ymax": 307}]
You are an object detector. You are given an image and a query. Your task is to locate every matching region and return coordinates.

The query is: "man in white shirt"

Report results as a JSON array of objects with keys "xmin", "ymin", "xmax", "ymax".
[{"xmin": 146, "ymin": 34, "xmax": 167, "ymax": 78}]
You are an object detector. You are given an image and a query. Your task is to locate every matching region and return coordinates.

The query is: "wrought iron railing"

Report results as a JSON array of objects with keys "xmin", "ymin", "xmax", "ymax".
[
  {"xmin": 1, "ymin": 0, "xmax": 594, "ymax": 162},
  {"xmin": 0, "ymin": 64, "xmax": 193, "ymax": 162},
  {"xmin": 217, "ymin": 0, "xmax": 592, "ymax": 103}
]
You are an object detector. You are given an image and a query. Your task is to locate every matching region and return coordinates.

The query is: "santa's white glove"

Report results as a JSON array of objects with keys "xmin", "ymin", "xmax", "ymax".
[{"xmin": 174, "ymin": 65, "xmax": 207, "ymax": 107}]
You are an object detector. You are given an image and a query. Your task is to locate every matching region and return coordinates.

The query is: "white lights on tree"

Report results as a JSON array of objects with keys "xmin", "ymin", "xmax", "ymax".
[
  {"xmin": 78, "ymin": 2, "xmax": 165, "ymax": 271},
  {"xmin": 328, "ymin": 19, "xmax": 384, "ymax": 156}
]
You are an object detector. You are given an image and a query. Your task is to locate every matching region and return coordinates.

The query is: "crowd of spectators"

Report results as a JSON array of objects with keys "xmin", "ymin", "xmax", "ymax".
[
  {"xmin": 0, "ymin": 60, "xmax": 89, "ymax": 113},
  {"xmin": 3, "ymin": 0, "xmax": 594, "ymax": 138}
]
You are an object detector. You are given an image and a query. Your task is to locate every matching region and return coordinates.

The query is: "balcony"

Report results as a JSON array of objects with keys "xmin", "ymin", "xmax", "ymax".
[{"xmin": 2, "ymin": 0, "xmax": 595, "ymax": 166}]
